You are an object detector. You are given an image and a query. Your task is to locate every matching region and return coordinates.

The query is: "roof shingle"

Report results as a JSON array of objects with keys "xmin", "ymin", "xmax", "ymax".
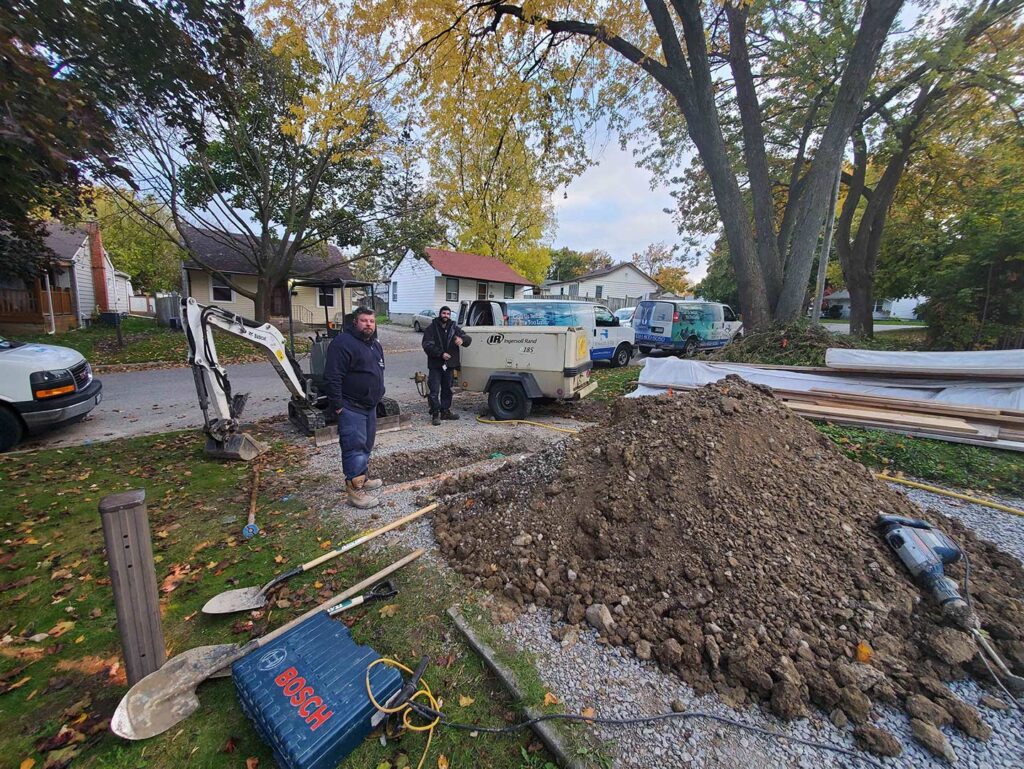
[{"xmin": 421, "ymin": 247, "xmax": 531, "ymax": 285}]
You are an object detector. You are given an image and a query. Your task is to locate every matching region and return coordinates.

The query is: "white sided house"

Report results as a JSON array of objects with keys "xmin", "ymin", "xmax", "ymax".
[
  {"xmin": 540, "ymin": 262, "xmax": 661, "ymax": 307},
  {"xmin": 388, "ymin": 247, "xmax": 532, "ymax": 324}
]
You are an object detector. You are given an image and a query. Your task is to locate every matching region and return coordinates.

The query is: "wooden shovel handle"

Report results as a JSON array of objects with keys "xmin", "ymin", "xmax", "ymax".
[
  {"xmin": 256, "ymin": 548, "xmax": 424, "ymax": 648},
  {"xmin": 301, "ymin": 503, "xmax": 438, "ymax": 572}
]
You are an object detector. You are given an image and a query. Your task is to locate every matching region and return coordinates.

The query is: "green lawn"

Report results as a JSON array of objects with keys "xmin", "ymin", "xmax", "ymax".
[
  {"xmin": 821, "ymin": 318, "xmax": 923, "ymax": 326},
  {"xmin": 14, "ymin": 316, "xmax": 309, "ymax": 367},
  {"xmin": 0, "ymin": 431, "xmax": 556, "ymax": 769}
]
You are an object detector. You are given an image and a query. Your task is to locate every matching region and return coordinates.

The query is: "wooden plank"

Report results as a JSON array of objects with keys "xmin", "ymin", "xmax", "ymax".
[
  {"xmin": 806, "ymin": 387, "xmax": 1024, "ymax": 424},
  {"xmin": 784, "ymin": 402, "xmax": 980, "ymax": 434}
]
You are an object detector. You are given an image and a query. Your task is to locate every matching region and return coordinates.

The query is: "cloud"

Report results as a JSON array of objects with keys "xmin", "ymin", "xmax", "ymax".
[{"xmin": 551, "ymin": 141, "xmax": 709, "ymax": 281}]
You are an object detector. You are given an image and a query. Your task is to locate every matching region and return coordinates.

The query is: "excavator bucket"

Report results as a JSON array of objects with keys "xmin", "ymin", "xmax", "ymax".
[{"xmin": 205, "ymin": 433, "xmax": 268, "ymax": 462}]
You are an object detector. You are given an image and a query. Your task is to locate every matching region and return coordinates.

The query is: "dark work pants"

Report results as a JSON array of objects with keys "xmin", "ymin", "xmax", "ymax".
[
  {"xmin": 427, "ymin": 367, "xmax": 454, "ymax": 414},
  {"xmin": 338, "ymin": 405, "xmax": 376, "ymax": 480}
]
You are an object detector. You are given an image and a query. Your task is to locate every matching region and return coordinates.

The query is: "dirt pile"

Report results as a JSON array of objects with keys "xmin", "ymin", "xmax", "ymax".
[{"xmin": 433, "ymin": 378, "xmax": 1024, "ymax": 756}]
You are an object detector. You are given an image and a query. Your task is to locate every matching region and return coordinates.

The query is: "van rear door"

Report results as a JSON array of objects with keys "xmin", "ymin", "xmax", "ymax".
[
  {"xmin": 634, "ymin": 301, "xmax": 676, "ymax": 346},
  {"xmin": 460, "ymin": 300, "xmax": 506, "ymax": 327}
]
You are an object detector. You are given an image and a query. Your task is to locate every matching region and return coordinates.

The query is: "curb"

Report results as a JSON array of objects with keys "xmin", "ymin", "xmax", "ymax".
[{"xmin": 446, "ymin": 606, "xmax": 588, "ymax": 769}]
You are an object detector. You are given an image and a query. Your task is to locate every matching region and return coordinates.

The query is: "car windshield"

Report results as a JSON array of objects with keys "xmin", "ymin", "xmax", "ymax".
[
  {"xmin": 614, "ymin": 308, "xmax": 633, "ymax": 319},
  {"xmin": 506, "ymin": 302, "xmax": 584, "ymax": 326}
]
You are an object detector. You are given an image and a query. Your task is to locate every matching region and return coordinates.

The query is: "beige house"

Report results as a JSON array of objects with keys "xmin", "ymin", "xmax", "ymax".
[{"xmin": 181, "ymin": 226, "xmax": 369, "ymax": 326}]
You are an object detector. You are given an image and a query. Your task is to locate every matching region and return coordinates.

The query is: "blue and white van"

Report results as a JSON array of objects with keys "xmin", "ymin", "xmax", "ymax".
[
  {"xmin": 503, "ymin": 300, "xmax": 636, "ymax": 367},
  {"xmin": 633, "ymin": 300, "xmax": 743, "ymax": 356}
]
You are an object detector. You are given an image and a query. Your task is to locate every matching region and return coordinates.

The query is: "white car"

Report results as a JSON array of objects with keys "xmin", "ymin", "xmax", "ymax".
[
  {"xmin": 0, "ymin": 336, "xmax": 102, "ymax": 451},
  {"xmin": 614, "ymin": 306, "xmax": 636, "ymax": 328},
  {"xmin": 412, "ymin": 309, "xmax": 437, "ymax": 332},
  {"xmin": 503, "ymin": 300, "xmax": 636, "ymax": 367}
]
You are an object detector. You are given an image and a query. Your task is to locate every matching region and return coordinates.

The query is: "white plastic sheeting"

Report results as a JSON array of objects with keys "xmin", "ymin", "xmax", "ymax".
[
  {"xmin": 825, "ymin": 348, "xmax": 1024, "ymax": 378},
  {"xmin": 629, "ymin": 357, "xmax": 1024, "ymax": 412}
]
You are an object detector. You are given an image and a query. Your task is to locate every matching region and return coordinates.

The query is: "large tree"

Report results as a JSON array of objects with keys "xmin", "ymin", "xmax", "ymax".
[
  {"xmin": 546, "ymin": 247, "xmax": 614, "ymax": 282},
  {"xmin": 361, "ymin": 0, "xmax": 905, "ymax": 328},
  {"xmin": 121, "ymin": 1, "xmax": 434, "ymax": 320},
  {"xmin": 831, "ymin": 0, "xmax": 1023, "ymax": 335},
  {"xmin": 0, "ymin": 0, "xmax": 247, "ymax": 277}
]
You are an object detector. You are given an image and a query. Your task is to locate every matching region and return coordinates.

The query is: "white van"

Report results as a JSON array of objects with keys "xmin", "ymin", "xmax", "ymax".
[
  {"xmin": 0, "ymin": 336, "xmax": 102, "ymax": 451},
  {"xmin": 503, "ymin": 300, "xmax": 635, "ymax": 367}
]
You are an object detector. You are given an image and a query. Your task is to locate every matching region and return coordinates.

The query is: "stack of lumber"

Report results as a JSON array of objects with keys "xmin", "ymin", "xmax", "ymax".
[{"xmin": 631, "ymin": 354, "xmax": 1024, "ymax": 451}]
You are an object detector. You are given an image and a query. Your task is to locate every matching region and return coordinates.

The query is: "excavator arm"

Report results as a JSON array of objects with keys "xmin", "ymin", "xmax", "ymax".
[{"xmin": 181, "ymin": 297, "xmax": 325, "ymax": 460}]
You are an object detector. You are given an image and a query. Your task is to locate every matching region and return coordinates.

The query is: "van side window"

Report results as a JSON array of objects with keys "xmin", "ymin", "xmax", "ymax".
[
  {"xmin": 723, "ymin": 306, "xmax": 737, "ymax": 322},
  {"xmin": 595, "ymin": 306, "xmax": 616, "ymax": 327},
  {"xmin": 707, "ymin": 304, "xmax": 724, "ymax": 323}
]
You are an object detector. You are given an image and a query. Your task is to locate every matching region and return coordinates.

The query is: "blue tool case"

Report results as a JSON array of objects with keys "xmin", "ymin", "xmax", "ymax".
[{"xmin": 232, "ymin": 611, "xmax": 402, "ymax": 769}]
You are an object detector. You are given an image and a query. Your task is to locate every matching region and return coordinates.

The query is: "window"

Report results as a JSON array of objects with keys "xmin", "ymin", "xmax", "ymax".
[
  {"xmin": 504, "ymin": 283, "xmax": 515, "ymax": 299},
  {"xmin": 317, "ymin": 286, "xmax": 335, "ymax": 308},
  {"xmin": 506, "ymin": 302, "xmax": 585, "ymax": 327},
  {"xmin": 595, "ymin": 285, "xmax": 603, "ymax": 299},
  {"xmin": 595, "ymin": 306, "xmax": 616, "ymax": 327},
  {"xmin": 477, "ymin": 282, "xmax": 487, "ymax": 300},
  {"xmin": 559, "ymin": 286, "xmax": 565, "ymax": 296},
  {"xmin": 723, "ymin": 305, "xmax": 737, "ymax": 322},
  {"xmin": 568, "ymin": 283, "xmax": 579, "ymax": 297},
  {"xmin": 211, "ymin": 274, "xmax": 233, "ymax": 303},
  {"xmin": 392, "ymin": 282, "xmax": 398, "ymax": 302},
  {"xmin": 446, "ymin": 278, "xmax": 459, "ymax": 302}
]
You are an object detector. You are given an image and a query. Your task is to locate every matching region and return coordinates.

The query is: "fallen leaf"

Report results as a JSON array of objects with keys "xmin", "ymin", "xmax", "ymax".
[
  {"xmin": 395, "ymin": 753, "xmax": 410, "ymax": 769},
  {"xmin": 41, "ymin": 745, "xmax": 80, "ymax": 769},
  {"xmin": 246, "ymin": 758, "xmax": 259, "ymax": 769},
  {"xmin": 320, "ymin": 540, "xmax": 332, "ymax": 549},
  {"xmin": 437, "ymin": 756, "xmax": 449, "ymax": 769},
  {"xmin": 220, "ymin": 736, "xmax": 237, "ymax": 754},
  {"xmin": 581, "ymin": 706, "xmax": 596, "ymax": 721},
  {"xmin": 19, "ymin": 758, "xmax": 35, "ymax": 769},
  {"xmin": 458, "ymin": 694, "xmax": 474, "ymax": 707},
  {"xmin": 375, "ymin": 762, "xmax": 391, "ymax": 769},
  {"xmin": 274, "ymin": 555, "xmax": 285, "ymax": 564},
  {"xmin": 1, "ymin": 676, "xmax": 30, "ymax": 694},
  {"xmin": 160, "ymin": 564, "xmax": 189, "ymax": 593},
  {"xmin": 313, "ymin": 580, "xmax": 323, "ymax": 589},
  {"xmin": 73, "ymin": 636, "xmax": 84, "ymax": 644},
  {"xmin": 35, "ymin": 724, "xmax": 85, "ymax": 752},
  {"xmin": 543, "ymin": 691, "xmax": 558, "ymax": 707},
  {"xmin": 378, "ymin": 604, "xmax": 398, "ymax": 618},
  {"xmin": 48, "ymin": 621, "xmax": 75, "ymax": 638}
]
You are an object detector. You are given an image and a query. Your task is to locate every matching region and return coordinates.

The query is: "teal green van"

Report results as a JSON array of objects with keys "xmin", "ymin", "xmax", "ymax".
[{"xmin": 633, "ymin": 300, "xmax": 743, "ymax": 356}]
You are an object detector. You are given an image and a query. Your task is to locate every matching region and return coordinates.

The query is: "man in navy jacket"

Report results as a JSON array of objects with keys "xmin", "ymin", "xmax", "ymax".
[{"xmin": 323, "ymin": 307, "xmax": 386, "ymax": 508}]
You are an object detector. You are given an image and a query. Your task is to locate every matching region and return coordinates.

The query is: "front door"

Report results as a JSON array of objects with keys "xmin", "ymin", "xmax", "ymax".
[{"xmin": 270, "ymin": 283, "xmax": 289, "ymax": 316}]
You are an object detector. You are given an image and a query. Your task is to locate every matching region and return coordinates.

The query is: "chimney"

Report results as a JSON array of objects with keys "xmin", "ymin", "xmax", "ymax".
[{"xmin": 85, "ymin": 221, "xmax": 110, "ymax": 312}]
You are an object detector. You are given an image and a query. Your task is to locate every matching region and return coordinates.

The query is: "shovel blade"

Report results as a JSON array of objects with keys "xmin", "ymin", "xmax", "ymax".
[
  {"xmin": 201, "ymin": 585, "xmax": 267, "ymax": 615},
  {"xmin": 112, "ymin": 644, "xmax": 243, "ymax": 740},
  {"xmin": 313, "ymin": 424, "xmax": 337, "ymax": 447}
]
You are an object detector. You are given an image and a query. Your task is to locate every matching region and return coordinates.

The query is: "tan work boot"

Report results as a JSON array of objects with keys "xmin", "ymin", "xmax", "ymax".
[
  {"xmin": 364, "ymin": 477, "xmax": 383, "ymax": 490},
  {"xmin": 346, "ymin": 475, "xmax": 380, "ymax": 509}
]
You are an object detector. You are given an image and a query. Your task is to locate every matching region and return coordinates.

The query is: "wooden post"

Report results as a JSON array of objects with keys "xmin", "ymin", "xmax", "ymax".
[{"xmin": 99, "ymin": 489, "xmax": 166, "ymax": 685}]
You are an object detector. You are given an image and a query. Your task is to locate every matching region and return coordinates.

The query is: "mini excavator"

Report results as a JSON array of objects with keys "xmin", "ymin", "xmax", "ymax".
[{"xmin": 182, "ymin": 298, "xmax": 404, "ymax": 461}]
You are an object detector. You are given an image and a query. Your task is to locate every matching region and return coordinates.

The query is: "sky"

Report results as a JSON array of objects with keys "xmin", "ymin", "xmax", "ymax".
[{"xmin": 549, "ymin": 139, "xmax": 710, "ymax": 282}]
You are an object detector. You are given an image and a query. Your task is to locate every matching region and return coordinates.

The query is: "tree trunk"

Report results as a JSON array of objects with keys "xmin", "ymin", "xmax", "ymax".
[
  {"xmin": 253, "ymin": 278, "xmax": 272, "ymax": 323},
  {"xmin": 847, "ymin": 272, "xmax": 874, "ymax": 337}
]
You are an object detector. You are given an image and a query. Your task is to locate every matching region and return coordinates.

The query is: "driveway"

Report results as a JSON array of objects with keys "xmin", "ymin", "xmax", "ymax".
[{"xmin": 18, "ymin": 331, "xmax": 430, "ymax": 451}]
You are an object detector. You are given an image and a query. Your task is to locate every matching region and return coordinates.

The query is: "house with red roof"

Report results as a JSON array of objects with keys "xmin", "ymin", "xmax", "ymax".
[{"xmin": 387, "ymin": 247, "xmax": 532, "ymax": 324}]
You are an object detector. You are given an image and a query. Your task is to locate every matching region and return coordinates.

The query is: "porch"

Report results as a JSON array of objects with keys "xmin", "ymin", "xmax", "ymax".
[{"xmin": 0, "ymin": 271, "xmax": 79, "ymax": 335}]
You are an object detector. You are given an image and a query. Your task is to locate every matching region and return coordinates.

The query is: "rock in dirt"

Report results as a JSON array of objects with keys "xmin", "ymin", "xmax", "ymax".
[
  {"xmin": 941, "ymin": 696, "xmax": 992, "ymax": 741},
  {"xmin": 432, "ymin": 378, "xmax": 1024, "ymax": 746},
  {"xmin": 978, "ymin": 694, "xmax": 1009, "ymax": 711},
  {"xmin": 584, "ymin": 603, "xmax": 615, "ymax": 635},
  {"xmin": 905, "ymin": 694, "xmax": 953, "ymax": 728},
  {"xmin": 853, "ymin": 725, "xmax": 902, "ymax": 757},
  {"xmin": 911, "ymin": 718, "xmax": 958, "ymax": 763}
]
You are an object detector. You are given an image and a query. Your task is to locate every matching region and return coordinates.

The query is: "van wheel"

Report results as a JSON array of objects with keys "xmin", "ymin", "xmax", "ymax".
[
  {"xmin": 638, "ymin": 345, "xmax": 653, "ymax": 355},
  {"xmin": 683, "ymin": 336, "xmax": 700, "ymax": 357},
  {"xmin": 413, "ymin": 320, "xmax": 421, "ymax": 332},
  {"xmin": 611, "ymin": 344, "xmax": 632, "ymax": 368},
  {"xmin": 0, "ymin": 407, "xmax": 24, "ymax": 452},
  {"xmin": 488, "ymin": 382, "xmax": 532, "ymax": 421}
]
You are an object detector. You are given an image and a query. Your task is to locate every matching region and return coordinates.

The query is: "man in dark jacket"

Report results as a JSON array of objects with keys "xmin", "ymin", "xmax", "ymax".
[
  {"xmin": 421, "ymin": 305, "xmax": 472, "ymax": 426},
  {"xmin": 323, "ymin": 307, "xmax": 385, "ymax": 508}
]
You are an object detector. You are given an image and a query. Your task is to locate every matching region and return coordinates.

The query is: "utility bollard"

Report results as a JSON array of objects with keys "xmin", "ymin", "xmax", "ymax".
[{"xmin": 99, "ymin": 489, "xmax": 165, "ymax": 685}]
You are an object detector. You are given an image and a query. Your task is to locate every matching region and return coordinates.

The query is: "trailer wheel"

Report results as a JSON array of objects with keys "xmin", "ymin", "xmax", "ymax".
[
  {"xmin": 488, "ymin": 381, "xmax": 532, "ymax": 421},
  {"xmin": 0, "ymin": 407, "xmax": 25, "ymax": 452},
  {"xmin": 611, "ymin": 344, "xmax": 632, "ymax": 368}
]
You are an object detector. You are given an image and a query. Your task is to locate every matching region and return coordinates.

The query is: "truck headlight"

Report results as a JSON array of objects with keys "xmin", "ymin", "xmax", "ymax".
[{"xmin": 30, "ymin": 369, "xmax": 75, "ymax": 399}]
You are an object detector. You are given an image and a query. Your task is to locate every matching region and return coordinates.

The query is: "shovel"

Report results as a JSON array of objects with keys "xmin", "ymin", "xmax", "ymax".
[
  {"xmin": 202, "ymin": 503, "xmax": 437, "ymax": 615},
  {"xmin": 111, "ymin": 548, "xmax": 424, "ymax": 740}
]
